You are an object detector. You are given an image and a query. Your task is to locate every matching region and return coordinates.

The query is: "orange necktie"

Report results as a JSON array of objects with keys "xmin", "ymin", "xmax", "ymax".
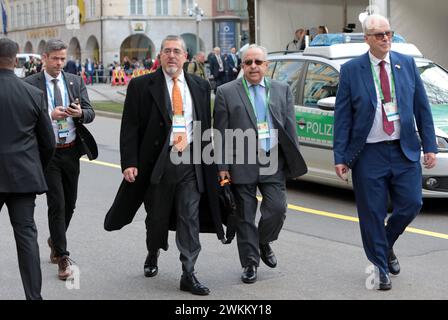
[{"xmin": 172, "ymin": 77, "xmax": 188, "ymax": 152}]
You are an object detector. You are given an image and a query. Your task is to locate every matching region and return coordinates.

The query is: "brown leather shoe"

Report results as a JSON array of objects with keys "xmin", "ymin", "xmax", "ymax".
[
  {"xmin": 48, "ymin": 237, "xmax": 59, "ymax": 264},
  {"xmin": 58, "ymin": 255, "xmax": 73, "ymax": 280}
]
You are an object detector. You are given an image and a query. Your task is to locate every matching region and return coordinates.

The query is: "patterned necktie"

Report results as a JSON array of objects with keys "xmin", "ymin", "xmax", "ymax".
[
  {"xmin": 52, "ymin": 79, "xmax": 63, "ymax": 107},
  {"xmin": 252, "ymin": 84, "xmax": 270, "ymax": 151},
  {"xmin": 379, "ymin": 60, "xmax": 395, "ymax": 135},
  {"xmin": 172, "ymin": 77, "xmax": 188, "ymax": 152}
]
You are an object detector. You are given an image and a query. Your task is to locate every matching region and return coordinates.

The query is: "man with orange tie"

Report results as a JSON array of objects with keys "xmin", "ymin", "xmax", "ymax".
[
  {"xmin": 105, "ymin": 35, "xmax": 226, "ymax": 295},
  {"xmin": 333, "ymin": 14, "xmax": 437, "ymax": 290}
]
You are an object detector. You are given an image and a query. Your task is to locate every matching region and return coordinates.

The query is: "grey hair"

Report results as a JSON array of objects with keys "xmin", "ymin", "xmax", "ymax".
[
  {"xmin": 241, "ymin": 44, "xmax": 268, "ymax": 62},
  {"xmin": 362, "ymin": 14, "xmax": 390, "ymax": 34},
  {"xmin": 44, "ymin": 39, "xmax": 68, "ymax": 54},
  {"xmin": 160, "ymin": 35, "xmax": 187, "ymax": 52}
]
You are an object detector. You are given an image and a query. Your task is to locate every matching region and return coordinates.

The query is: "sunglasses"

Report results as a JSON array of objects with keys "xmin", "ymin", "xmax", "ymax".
[
  {"xmin": 243, "ymin": 59, "xmax": 265, "ymax": 66},
  {"xmin": 366, "ymin": 31, "xmax": 394, "ymax": 40}
]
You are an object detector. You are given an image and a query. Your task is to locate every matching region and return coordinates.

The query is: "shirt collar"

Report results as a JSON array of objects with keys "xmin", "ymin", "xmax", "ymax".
[
  {"xmin": 246, "ymin": 77, "xmax": 266, "ymax": 88},
  {"xmin": 369, "ymin": 51, "xmax": 391, "ymax": 66},
  {"xmin": 44, "ymin": 70, "xmax": 63, "ymax": 83},
  {"xmin": 163, "ymin": 69, "xmax": 186, "ymax": 84}
]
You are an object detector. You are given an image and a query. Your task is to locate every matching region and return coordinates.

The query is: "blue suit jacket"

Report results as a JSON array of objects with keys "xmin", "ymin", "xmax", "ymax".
[{"xmin": 334, "ymin": 51, "xmax": 437, "ymax": 168}]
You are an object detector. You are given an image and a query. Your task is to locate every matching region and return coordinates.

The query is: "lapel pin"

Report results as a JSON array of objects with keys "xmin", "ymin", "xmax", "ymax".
[
  {"xmin": 395, "ymin": 64, "xmax": 401, "ymax": 69},
  {"xmin": 70, "ymin": 82, "xmax": 74, "ymax": 85}
]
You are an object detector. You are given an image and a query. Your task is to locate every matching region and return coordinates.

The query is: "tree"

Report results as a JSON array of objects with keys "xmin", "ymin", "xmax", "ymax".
[{"xmin": 247, "ymin": 0, "xmax": 255, "ymax": 43}]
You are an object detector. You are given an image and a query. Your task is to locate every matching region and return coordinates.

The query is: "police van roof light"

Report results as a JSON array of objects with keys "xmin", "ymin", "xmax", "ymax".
[{"xmin": 310, "ymin": 33, "xmax": 406, "ymax": 47}]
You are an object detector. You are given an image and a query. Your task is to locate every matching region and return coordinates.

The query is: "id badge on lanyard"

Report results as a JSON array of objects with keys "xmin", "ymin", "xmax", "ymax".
[
  {"xmin": 257, "ymin": 121, "xmax": 270, "ymax": 139},
  {"xmin": 173, "ymin": 115, "xmax": 187, "ymax": 133},
  {"xmin": 383, "ymin": 101, "xmax": 400, "ymax": 122},
  {"xmin": 57, "ymin": 119, "xmax": 70, "ymax": 139}
]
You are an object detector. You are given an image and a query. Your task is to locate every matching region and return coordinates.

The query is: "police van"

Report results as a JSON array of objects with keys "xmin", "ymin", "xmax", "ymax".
[{"xmin": 265, "ymin": 33, "xmax": 448, "ymax": 198}]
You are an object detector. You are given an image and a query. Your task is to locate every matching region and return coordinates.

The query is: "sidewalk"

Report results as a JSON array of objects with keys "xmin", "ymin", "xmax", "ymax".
[{"xmin": 86, "ymin": 83, "xmax": 127, "ymax": 104}]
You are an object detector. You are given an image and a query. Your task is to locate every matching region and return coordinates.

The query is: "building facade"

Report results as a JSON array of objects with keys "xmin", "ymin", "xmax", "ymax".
[{"xmin": 0, "ymin": 0, "xmax": 247, "ymax": 66}]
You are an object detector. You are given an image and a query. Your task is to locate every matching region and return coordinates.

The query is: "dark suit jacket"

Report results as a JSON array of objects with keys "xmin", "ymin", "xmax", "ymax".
[
  {"xmin": 214, "ymin": 78, "xmax": 307, "ymax": 184},
  {"xmin": 0, "ymin": 69, "xmax": 55, "ymax": 194},
  {"xmin": 334, "ymin": 51, "xmax": 437, "ymax": 168},
  {"xmin": 209, "ymin": 54, "xmax": 226, "ymax": 80},
  {"xmin": 24, "ymin": 71, "xmax": 98, "ymax": 160},
  {"xmin": 104, "ymin": 68, "xmax": 226, "ymax": 247}
]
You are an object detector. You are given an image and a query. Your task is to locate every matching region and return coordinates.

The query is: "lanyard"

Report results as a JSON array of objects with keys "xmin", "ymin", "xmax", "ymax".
[
  {"xmin": 370, "ymin": 61, "xmax": 396, "ymax": 103},
  {"xmin": 242, "ymin": 77, "xmax": 271, "ymax": 121},
  {"xmin": 46, "ymin": 77, "xmax": 69, "ymax": 110}
]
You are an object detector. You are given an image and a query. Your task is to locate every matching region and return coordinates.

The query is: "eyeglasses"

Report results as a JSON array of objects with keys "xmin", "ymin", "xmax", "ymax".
[
  {"xmin": 162, "ymin": 48, "xmax": 184, "ymax": 56},
  {"xmin": 243, "ymin": 59, "xmax": 266, "ymax": 66},
  {"xmin": 366, "ymin": 31, "xmax": 394, "ymax": 40}
]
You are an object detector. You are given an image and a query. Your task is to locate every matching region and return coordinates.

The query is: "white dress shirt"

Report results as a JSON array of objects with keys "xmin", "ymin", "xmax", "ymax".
[
  {"xmin": 44, "ymin": 71, "xmax": 76, "ymax": 144},
  {"xmin": 366, "ymin": 51, "xmax": 401, "ymax": 143},
  {"xmin": 163, "ymin": 70, "xmax": 194, "ymax": 146},
  {"xmin": 246, "ymin": 77, "xmax": 278, "ymax": 149}
]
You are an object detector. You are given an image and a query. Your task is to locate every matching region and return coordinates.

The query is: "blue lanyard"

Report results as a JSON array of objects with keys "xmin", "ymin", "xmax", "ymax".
[{"xmin": 46, "ymin": 77, "xmax": 69, "ymax": 110}]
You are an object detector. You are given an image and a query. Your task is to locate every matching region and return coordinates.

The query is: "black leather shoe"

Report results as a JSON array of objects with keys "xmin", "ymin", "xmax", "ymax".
[
  {"xmin": 180, "ymin": 273, "xmax": 210, "ymax": 295},
  {"xmin": 388, "ymin": 249, "xmax": 400, "ymax": 275},
  {"xmin": 378, "ymin": 272, "xmax": 392, "ymax": 290},
  {"xmin": 144, "ymin": 250, "xmax": 159, "ymax": 278},
  {"xmin": 241, "ymin": 265, "xmax": 257, "ymax": 284},
  {"xmin": 260, "ymin": 243, "xmax": 277, "ymax": 268}
]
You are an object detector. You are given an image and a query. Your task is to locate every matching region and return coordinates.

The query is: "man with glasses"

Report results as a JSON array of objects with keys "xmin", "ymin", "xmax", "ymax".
[
  {"xmin": 334, "ymin": 14, "xmax": 437, "ymax": 290},
  {"xmin": 105, "ymin": 35, "xmax": 225, "ymax": 295},
  {"xmin": 214, "ymin": 44, "xmax": 307, "ymax": 284}
]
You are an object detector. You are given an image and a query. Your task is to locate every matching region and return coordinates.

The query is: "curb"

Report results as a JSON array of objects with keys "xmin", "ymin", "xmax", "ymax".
[{"xmin": 95, "ymin": 110, "xmax": 122, "ymax": 120}]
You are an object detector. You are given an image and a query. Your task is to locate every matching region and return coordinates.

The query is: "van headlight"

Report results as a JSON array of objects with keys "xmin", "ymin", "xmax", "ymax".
[{"xmin": 436, "ymin": 136, "xmax": 448, "ymax": 152}]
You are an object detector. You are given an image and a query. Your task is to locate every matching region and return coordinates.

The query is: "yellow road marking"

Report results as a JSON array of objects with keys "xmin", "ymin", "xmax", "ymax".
[{"xmin": 83, "ymin": 158, "xmax": 448, "ymax": 240}]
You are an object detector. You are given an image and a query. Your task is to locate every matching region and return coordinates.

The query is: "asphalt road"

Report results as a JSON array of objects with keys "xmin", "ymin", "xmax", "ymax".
[{"xmin": 1, "ymin": 115, "xmax": 447, "ymax": 300}]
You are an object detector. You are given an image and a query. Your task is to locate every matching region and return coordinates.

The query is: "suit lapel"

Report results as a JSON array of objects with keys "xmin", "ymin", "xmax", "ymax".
[
  {"xmin": 236, "ymin": 79, "xmax": 257, "ymax": 128},
  {"xmin": 360, "ymin": 52, "xmax": 378, "ymax": 109},
  {"xmin": 148, "ymin": 69, "xmax": 171, "ymax": 125},
  {"xmin": 185, "ymin": 73, "xmax": 202, "ymax": 122},
  {"xmin": 37, "ymin": 71, "xmax": 48, "ymax": 104},
  {"xmin": 389, "ymin": 52, "xmax": 402, "ymax": 109},
  {"xmin": 62, "ymin": 71, "xmax": 76, "ymax": 103}
]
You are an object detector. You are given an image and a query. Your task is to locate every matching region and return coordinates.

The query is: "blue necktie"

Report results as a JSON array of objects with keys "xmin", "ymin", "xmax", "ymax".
[{"xmin": 252, "ymin": 84, "xmax": 270, "ymax": 151}]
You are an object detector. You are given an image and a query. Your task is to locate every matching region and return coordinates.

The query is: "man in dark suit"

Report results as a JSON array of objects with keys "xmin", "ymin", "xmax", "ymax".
[
  {"xmin": 0, "ymin": 38, "xmax": 55, "ymax": 300},
  {"xmin": 105, "ymin": 35, "xmax": 226, "ymax": 295},
  {"xmin": 208, "ymin": 47, "xmax": 226, "ymax": 93},
  {"xmin": 226, "ymin": 47, "xmax": 241, "ymax": 82},
  {"xmin": 334, "ymin": 14, "xmax": 437, "ymax": 290},
  {"xmin": 214, "ymin": 44, "xmax": 307, "ymax": 284},
  {"xmin": 25, "ymin": 39, "xmax": 97, "ymax": 281}
]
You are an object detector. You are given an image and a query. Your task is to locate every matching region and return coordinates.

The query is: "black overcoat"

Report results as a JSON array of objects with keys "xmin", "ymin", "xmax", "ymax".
[{"xmin": 104, "ymin": 68, "xmax": 226, "ymax": 248}]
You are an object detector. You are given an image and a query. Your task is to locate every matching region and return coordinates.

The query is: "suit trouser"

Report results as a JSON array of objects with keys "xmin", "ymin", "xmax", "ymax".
[
  {"xmin": 45, "ymin": 146, "xmax": 80, "ymax": 257},
  {"xmin": 144, "ymin": 151, "xmax": 202, "ymax": 273},
  {"xmin": 352, "ymin": 142, "xmax": 422, "ymax": 275},
  {"xmin": 0, "ymin": 193, "xmax": 42, "ymax": 300},
  {"xmin": 233, "ymin": 168, "xmax": 287, "ymax": 268}
]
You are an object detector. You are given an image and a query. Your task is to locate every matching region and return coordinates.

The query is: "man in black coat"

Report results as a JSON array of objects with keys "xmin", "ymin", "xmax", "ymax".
[
  {"xmin": 208, "ymin": 47, "xmax": 227, "ymax": 93},
  {"xmin": 0, "ymin": 38, "xmax": 55, "ymax": 300},
  {"xmin": 24, "ymin": 39, "xmax": 97, "ymax": 281},
  {"xmin": 105, "ymin": 35, "xmax": 225, "ymax": 295}
]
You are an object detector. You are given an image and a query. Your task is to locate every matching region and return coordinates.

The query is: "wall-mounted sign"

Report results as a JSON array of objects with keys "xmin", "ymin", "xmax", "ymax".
[{"xmin": 131, "ymin": 21, "xmax": 146, "ymax": 34}]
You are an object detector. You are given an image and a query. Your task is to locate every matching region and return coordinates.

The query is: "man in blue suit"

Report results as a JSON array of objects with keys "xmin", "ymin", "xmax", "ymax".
[{"xmin": 333, "ymin": 14, "xmax": 437, "ymax": 290}]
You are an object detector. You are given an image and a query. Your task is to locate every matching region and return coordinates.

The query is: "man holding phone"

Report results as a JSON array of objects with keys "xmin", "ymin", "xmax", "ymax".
[{"xmin": 25, "ymin": 39, "xmax": 97, "ymax": 280}]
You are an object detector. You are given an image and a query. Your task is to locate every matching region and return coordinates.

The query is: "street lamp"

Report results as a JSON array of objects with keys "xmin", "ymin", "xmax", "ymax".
[{"xmin": 188, "ymin": 3, "xmax": 204, "ymax": 54}]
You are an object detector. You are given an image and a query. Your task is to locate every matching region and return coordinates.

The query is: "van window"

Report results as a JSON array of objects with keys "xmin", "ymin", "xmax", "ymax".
[
  {"xmin": 303, "ymin": 62, "xmax": 338, "ymax": 106},
  {"xmin": 271, "ymin": 60, "xmax": 305, "ymax": 103},
  {"xmin": 265, "ymin": 61, "xmax": 276, "ymax": 79}
]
